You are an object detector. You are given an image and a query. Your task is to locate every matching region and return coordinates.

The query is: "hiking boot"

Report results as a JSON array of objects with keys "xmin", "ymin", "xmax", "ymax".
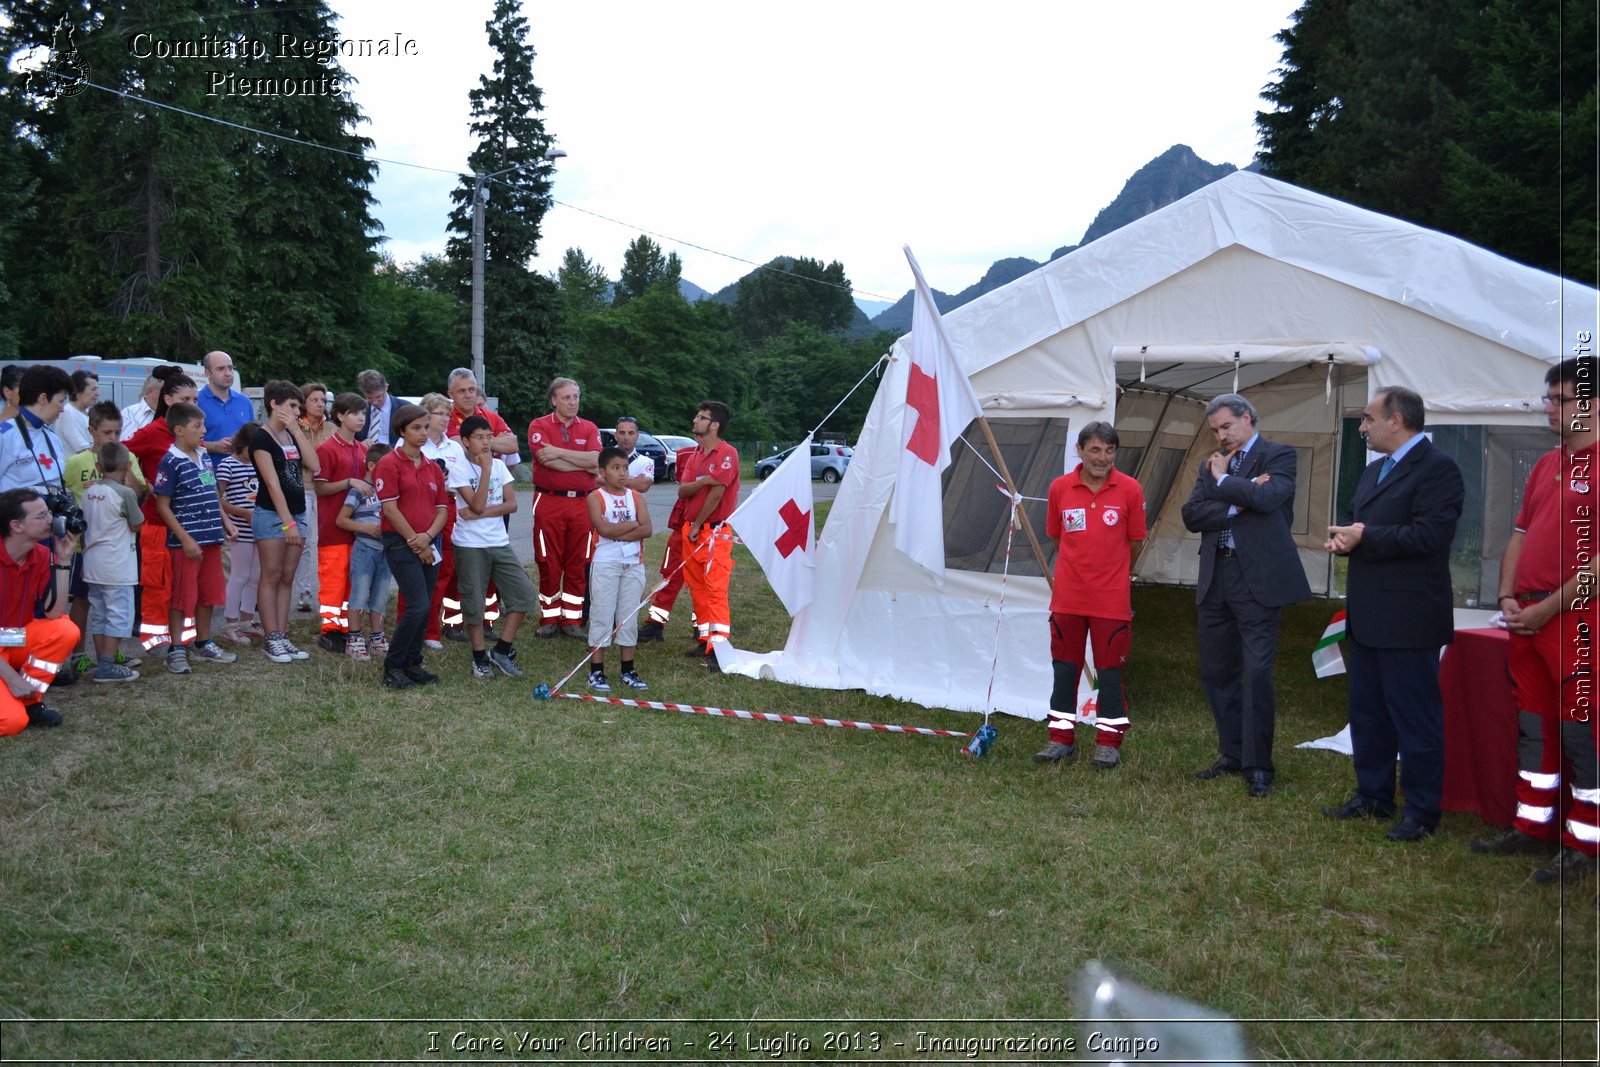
[
  {"xmin": 684, "ymin": 643, "xmax": 709, "ymax": 659},
  {"xmin": 191, "ymin": 640, "xmax": 237, "ymax": 664},
  {"xmin": 403, "ymin": 666, "xmax": 439, "ymax": 686},
  {"xmin": 536, "ymin": 624, "xmax": 559, "ymax": 639},
  {"xmin": 587, "ymin": 669, "xmax": 611, "ymax": 692},
  {"xmin": 620, "ymin": 670, "xmax": 649, "ymax": 691},
  {"xmin": 317, "ymin": 632, "xmax": 347, "ymax": 654},
  {"xmin": 1533, "ymin": 848, "xmax": 1598, "ymax": 884},
  {"xmin": 346, "ymin": 634, "xmax": 371, "ymax": 663},
  {"xmin": 489, "ymin": 649, "xmax": 522, "ymax": 678},
  {"xmin": 381, "ymin": 667, "xmax": 415, "ymax": 689},
  {"xmin": 442, "ymin": 625, "xmax": 469, "ymax": 643},
  {"xmin": 1092, "ymin": 744, "xmax": 1120, "ymax": 769},
  {"xmin": 53, "ymin": 665, "xmax": 78, "ymax": 687},
  {"xmin": 1034, "ymin": 741, "xmax": 1075, "ymax": 763},
  {"xmin": 93, "ymin": 663, "xmax": 140, "ymax": 684},
  {"xmin": 561, "ymin": 624, "xmax": 587, "ymax": 640},
  {"xmin": 165, "ymin": 647, "xmax": 192, "ymax": 675},
  {"xmin": 636, "ymin": 621, "xmax": 665, "ymax": 643},
  {"xmin": 1470, "ymin": 828, "xmax": 1555, "ymax": 855},
  {"xmin": 25, "ymin": 703, "xmax": 62, "ymax": 728},
  {"xmin": 481, "ymin": 625, "xmax": 498, "ymax": 644},
  {"xmin": 470, "ymin": 658, "xmax": 494, "ymax": 680}
]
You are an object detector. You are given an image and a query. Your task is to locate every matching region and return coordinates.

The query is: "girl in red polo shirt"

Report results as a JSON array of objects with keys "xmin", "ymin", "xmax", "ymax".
[{"xmin": 373, "ymin": 403, "xmax": 448, "ymax": 689}]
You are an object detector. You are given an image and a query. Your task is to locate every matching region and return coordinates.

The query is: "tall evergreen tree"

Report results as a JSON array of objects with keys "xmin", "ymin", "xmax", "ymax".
[
  {"xmin": 613, "ymin": 235, "xmax": 681, "ymax": 305},
  {"xmin": 224, "ymin": 0, "xmax": 382, "ymax": 382},
  {"xmin": 554, "ymin": 247, "xmax": 611, "ymax": 312},
  {"xmin": 445, "ymin": 0, "xmax": 561, "ymax": 421}
]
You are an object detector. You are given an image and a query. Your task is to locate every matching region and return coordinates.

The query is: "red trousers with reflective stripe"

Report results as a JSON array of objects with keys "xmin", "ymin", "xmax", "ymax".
[
  {"xmin": 682, "ymin": 523, "xmax": 734, "ymax": 654},
  {"xmin": 1047, "ymin": 613, "xmax": 1132, "ymax": 748},
  {"xmin": 139, "ymin": 524, "xmax": 172, "ymax": 649},
  {"xmin": 0, "ymin": 616, "xmax": 80, "ymax": 735},
  {"xmin": 648, "ymin": 527, "xmax": 688, "ymax": 625},
  {"xmin": 533, "ymin": 493, "xmax": 593, "ymax": 624},
  {"xmin": 1509, "ymin": 610, "xmax": 1599, "ymax": 854},
  {"xmin": 318, "ymin": 543, "xmax": 351, "ymax": 634}
]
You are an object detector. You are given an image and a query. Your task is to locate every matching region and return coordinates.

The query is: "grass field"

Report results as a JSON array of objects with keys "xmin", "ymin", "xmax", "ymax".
[{"xmin": 1, "ymin": 508, "xmax": 1596, "ymax": 1063}]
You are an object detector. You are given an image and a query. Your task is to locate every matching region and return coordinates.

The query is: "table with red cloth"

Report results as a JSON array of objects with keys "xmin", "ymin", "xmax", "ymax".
[{"xmin": 1440, "ymin": 626, "xmax": 1518, "ymax": 826}]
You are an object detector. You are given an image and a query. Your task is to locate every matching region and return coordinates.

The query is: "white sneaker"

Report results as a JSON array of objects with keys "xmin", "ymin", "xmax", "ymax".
[
  {"xmin": 347, "ymin": 635, "xmax": 371, "ymax": 662},
  {"xmin": 165, "ymin": 647, "xmax": 192, "ymax": 675},
  {"xmin": 587, "ymin": 669, "xmax": 611, "ymax": 692},
  {"xmin": 424, "ymin": 639, "xmax": 445, "ymax": 651},
  {"xmin": 281, "ymin": 638, "xmax": 310, "ymax": 660}
]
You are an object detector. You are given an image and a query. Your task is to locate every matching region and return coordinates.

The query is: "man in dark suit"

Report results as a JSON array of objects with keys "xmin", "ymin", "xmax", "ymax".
[
  {"xmin": 1181, "ymin": 394, "xmax": 1312, "ymax": 797},
  {"xmin": 1323, "ymin": 387, "xmax": 1464, "ymax": 841}
]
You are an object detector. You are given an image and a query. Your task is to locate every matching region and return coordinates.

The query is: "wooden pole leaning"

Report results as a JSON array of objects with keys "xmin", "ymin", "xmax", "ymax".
[{"xmin": 973, "ymin": 414, "xmax": 1053, "ymax": 589}]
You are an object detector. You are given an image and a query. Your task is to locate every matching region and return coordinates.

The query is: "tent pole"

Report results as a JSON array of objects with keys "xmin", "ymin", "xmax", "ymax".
[
  {"xmin": 974, "ymin": 415, "xmax": 1054, "ymax": 588},
  {"xmin": 1326, "ymin": 359, "xmax": 1345, "ymax": 598}
]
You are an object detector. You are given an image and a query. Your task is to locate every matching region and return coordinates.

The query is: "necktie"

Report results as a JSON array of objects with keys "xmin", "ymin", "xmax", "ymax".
[
  {"xmin": 1378, "ymin": 456, "xmax": 1396, "ymax": 482},
  {"xmin": 1229, "ymin": 449, "xmax": 1245, "ymax": 475}
]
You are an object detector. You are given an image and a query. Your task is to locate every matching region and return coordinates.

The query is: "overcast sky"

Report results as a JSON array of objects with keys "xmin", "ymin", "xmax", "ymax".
[{"xmin": 335, "ymin": 1, "xmax": 1303, "ymax": 304}]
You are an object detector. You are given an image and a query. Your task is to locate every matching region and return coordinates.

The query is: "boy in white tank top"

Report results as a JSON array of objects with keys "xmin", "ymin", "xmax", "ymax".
[{"xmin": 586, "ymin": 446, "xmax": 653, "ymax": 691}]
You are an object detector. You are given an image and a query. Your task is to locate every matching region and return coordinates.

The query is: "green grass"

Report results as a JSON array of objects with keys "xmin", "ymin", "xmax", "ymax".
[{"xmin": 1, "ymin": 508, "xmax": 1595, "ymax": 1062}]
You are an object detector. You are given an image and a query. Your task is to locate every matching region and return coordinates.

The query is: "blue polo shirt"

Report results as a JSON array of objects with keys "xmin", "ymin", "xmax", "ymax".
[{"xmin": 197, "ymin": 385, "xmax": 254, "ymax": 465}]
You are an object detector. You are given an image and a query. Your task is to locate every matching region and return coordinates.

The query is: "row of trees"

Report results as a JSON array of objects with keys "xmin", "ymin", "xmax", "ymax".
[
  {"xmin": 0, "ymin": 0, "xmax": 887, "ymax": 446},
  {"xmin": 1256, "ymin": 0, "xmax": 1597, "ymax": 285}
]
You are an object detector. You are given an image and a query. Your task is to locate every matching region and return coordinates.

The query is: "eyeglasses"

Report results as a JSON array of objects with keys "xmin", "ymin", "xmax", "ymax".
[
  {"xmin": 692, "ymin": 414, "xmax": 710, "ymax": 422},
  {"xmin": 1542, "ymin": 393, "xmax": 1582, "ymax": 406}
]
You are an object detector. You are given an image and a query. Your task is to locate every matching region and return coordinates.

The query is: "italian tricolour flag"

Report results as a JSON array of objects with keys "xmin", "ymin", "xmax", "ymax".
[{"xmin": 1311, "ymin": 610, "xmax": 1347, "ymax": 678}]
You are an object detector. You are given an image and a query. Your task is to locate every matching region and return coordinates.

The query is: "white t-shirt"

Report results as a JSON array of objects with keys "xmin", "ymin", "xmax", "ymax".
[
  {"xmin": 627, "ymin": 451, "xmax": 654, "ymax": 484},
  {"xmin": 55, "ymin": 404, "xmax": 92, "ymax": 455},
  {"xmin": 82, "ymin": 479, "xmax": 142, "ymax": 585},
  {"xmin": 591, "ymin": 486, "xmax": 643, "ymax": 564},
  {"xmin": 448, "ymin": 455, "xmax": 514, "ymax": 549}
]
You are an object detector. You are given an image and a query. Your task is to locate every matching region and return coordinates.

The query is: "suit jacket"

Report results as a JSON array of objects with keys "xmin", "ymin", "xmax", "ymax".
[
  {"xmin": 1340, "ymin": 436, "xmax": 1464, "ymax": 649},
  {"xmin": 1181, "ymin": 436, "xmax": 1312, "ymax": 608}
]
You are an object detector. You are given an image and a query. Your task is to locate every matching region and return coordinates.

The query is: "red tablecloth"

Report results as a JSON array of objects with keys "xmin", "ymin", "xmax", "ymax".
[{"xmin": 1440, "ymin": 627, "xmax": 1518, "ymax": 825}]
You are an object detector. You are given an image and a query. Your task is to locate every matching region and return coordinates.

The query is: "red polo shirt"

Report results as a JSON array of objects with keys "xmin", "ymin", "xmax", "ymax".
[
  {"xmin": 682, "ymin": 440, "xmax": 741, "ymax": 526},
  {"xmin": 314, "ymin": 432, "xmax": 369, "ymax": 546},
  {"xmin": 527, "ymin": 413, "xmax": 601, "ymax": 494},
  {"xmin": 447, "ymin": 405, "xmax": 512, "ymax": 441},
  {"xmin": 1045, "ymin": 466, "xmax": 1147, "ymax": 619},
  {"xmin": 373, "ymin": 447, "xmax": 447, "ymax": 536},
  {"xmin": 0, "ymin": 542, "xmax": 51, "ymax": 627},
  {"xmin": 1513, "ymin": 441, "xmax": 1597, "ymax": 594}
]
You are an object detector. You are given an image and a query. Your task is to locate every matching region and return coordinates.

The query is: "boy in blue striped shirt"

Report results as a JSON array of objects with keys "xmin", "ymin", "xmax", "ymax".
[{"xmin": 152, "ymin": 402, "xmax": 238, "ymax": 674}]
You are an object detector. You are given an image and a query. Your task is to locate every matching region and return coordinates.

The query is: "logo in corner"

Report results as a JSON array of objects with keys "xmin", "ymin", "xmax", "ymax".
[{"xmin": 18, "ymin": 15, "xmax": 90, "ymax": 104}]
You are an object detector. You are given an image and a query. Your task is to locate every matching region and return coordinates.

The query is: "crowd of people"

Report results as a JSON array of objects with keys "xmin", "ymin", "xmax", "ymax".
[
  {"xmin": 0, "ymin": 356, "xmax": 740, "ymax": 713},
  {"xmin": 3, "ymin": 352, "xmax": 1593, "ymax": 883}
]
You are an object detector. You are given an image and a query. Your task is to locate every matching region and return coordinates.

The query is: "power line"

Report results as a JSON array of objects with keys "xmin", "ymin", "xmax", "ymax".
[{"xmin": 33, "ymin": 69, "xmax": 900, "ymax": 305}]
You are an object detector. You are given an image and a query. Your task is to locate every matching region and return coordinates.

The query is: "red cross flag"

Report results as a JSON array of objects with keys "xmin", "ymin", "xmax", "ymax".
[
  {"xmin": 728, "ymin": 434, "xmax": 815, "ymax": 616},
  {"xmin": 891, "ymin": 246, "xmax": 983, "ymax": 579}
]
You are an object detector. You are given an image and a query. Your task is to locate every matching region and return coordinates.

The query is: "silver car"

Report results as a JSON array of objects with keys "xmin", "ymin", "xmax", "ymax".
[{"xmin": 755, "ymin": 442, "xmax": 853, "ymax": 483}]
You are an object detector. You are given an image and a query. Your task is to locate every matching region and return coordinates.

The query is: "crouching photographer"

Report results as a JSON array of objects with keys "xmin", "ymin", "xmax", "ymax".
[{"xmin": 0, "ymin": 488, "xmax": 80, "ymax": 732}]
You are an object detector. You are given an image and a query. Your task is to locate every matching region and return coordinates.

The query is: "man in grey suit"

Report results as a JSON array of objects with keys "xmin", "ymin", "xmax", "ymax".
[
  {"xmin": 1323, "ymin": 386, "xmax": 1464, "ymax": 841},
  {"xmin": 1181, "ymin": 394, "xmax": 1312, "ymax": 797}
]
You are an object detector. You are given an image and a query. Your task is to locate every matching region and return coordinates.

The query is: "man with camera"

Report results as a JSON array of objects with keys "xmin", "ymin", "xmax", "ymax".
[{"xmin": 0, "ymin": 487, "xmax": 80, "ymax": 732}]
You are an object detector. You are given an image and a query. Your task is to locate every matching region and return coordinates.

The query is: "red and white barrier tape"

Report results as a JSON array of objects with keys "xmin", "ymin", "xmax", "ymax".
[{"xmin": 559, "ymin": 692, "xmax": 972, "ymax": 738}]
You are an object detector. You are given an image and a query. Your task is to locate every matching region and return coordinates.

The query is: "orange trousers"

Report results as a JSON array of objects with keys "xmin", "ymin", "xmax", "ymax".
[
  {"xmin": 138, "ymin": 524, "xmax": 172, "ymax": 650},
  {"xmin": 682, "ymin": 523, "xmax": 734, "ymax": 654},
  {"xmin": 1, "ymin": 616, "xmax": 80, "ymax": 735},
  {"xmin": 318, "ymin": 543, "xmax": 352, "ymax": 634}
]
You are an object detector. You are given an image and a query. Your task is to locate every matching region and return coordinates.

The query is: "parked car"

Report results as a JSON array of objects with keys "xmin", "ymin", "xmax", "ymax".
[
  {"xmin": 655, "ymin": 434, "xmax": 697, "ymax": 481},
  {"xmin": 755, "ymin": 441, "xmax": 853, "ymax": 483},
  {"xmin": 597, "ymin": 427, "xmax": 669, "ymax": 482}
]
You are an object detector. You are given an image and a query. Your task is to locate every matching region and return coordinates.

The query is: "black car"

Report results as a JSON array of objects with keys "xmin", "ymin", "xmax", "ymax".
[{"xmin": 598, "ymin": 428, "xmax": 669, "ymax": 482}]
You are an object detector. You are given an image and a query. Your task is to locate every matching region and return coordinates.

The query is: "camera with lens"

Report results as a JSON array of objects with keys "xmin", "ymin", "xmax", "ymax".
[{"xmin": 43, "ymin": 488, "xmax": 87, "ymax": 539}]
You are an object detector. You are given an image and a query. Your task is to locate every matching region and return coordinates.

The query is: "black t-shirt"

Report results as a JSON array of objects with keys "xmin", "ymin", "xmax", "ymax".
[{"xmin": 250, "ymin": 426, "xmax": 306, "ymax": 516}]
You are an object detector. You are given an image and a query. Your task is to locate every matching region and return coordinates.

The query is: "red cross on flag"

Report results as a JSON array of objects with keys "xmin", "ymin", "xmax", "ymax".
[
  {"xmin": 891, "ymin": 246, "xmax": 983, "ymax": 579},
  {"xmin": 728, "ymin": 434, "xmax": 815, "ymax": 616}
]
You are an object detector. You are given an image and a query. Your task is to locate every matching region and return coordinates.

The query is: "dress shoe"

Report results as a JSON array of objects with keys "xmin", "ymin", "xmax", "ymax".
[
  {"xmin": 1197, "ymin": 758, "xmax": 1241, "ymax": 780},
  {"xmin": 1323, "ymin": 795, "xmax": 1396, "ymax": 820},
  {"xmin": 1385, "ymin": 816, "xmax": 1435, "ymax": 842},
  {"xmin": 1245, "ymin": 770, "xmax": 1272, "ymax": 798},
  {"xmin": 1533, "ymin": 847, "xmax": 1598, "ymax": 884},
  {"xmin": 1470, "ymin": 828, "xmax": 1556, "ymax": 855}
]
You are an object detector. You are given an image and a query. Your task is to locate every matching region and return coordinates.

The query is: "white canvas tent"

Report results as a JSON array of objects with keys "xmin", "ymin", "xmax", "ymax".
[{"xmin": 749, "ymin": 171, "xmax": 1597, "ymax": 720}]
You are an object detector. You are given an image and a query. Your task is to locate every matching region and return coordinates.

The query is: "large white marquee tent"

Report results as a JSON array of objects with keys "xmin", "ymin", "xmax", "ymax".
[{"xmin": 748, "ymin": 171, "xmax": 1598, "ymax": 720}]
